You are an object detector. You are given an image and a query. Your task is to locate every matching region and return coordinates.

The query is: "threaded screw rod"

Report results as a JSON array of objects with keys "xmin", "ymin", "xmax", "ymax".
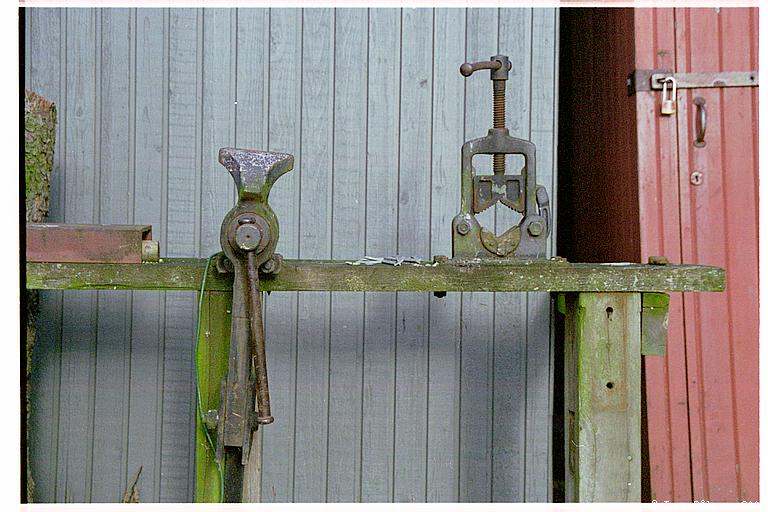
[
  {"xmin": 492, "ymin": 80, "xmax": 506, "ymax": 174},
  {"xmin": 460, "ymin": 55, "xmax": 511, "ymax": 175}
]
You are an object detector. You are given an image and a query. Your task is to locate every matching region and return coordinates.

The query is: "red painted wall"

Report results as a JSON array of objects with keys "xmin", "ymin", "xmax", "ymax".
[{"xmin": 558, "ymin": 7, "xmax": 759, "ymax": 502}]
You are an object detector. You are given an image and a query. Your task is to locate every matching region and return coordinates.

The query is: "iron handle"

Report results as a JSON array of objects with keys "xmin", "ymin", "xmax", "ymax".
[
  {"xmin": 460, "ymin": 55, "xmax": 511, "ymax": 80},
  {"xmin": 693, "ymin": 96, "xmax": 707, "ymax": 147},
  {"xmin": 460, "ymin": 59, "xmax": 502, "ymax": 76},
  {"xmin": 245, "ymin": 252, "xmax": 273, "ymax": 425}
]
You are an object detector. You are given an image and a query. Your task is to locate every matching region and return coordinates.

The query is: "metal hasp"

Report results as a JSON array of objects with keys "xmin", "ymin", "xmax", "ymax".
[
  {"xmin": 214, "ymin": 147, "xmax": 293, "ymax": 470},
  {"xmin": 453, "ymin": 55, "xmax": 550, "ymax": 259}
]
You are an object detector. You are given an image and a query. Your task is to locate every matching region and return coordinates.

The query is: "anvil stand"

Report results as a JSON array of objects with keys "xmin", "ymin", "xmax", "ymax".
[{"xmin": 25, "ymin": 55, "xmax": 725, "ymax": 503}]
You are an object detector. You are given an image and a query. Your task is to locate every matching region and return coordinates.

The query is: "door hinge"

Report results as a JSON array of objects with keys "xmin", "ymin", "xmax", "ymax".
[{"xmin": 629, "ymin": 69, "xmax": 758, "ymax": 95}]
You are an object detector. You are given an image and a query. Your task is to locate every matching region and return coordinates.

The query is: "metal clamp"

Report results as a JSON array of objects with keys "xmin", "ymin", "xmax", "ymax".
[
  {"xmin": 452, "ymin": 55, "xmax": 550, "ymax": 260},
  {"xmin": 215, "ymin": 147, "xmax": 293, "ymax": 466}
]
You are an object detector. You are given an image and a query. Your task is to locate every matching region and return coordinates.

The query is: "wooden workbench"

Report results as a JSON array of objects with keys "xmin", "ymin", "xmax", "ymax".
[{"xmin": 26, "ymin": 258, "xmax": 724, "ymax": 502}]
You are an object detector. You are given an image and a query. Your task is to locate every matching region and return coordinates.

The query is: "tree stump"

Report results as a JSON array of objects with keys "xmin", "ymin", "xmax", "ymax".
[{"xmin": 25, "ymin": 89, "xmax": 57, "ymax": 503}]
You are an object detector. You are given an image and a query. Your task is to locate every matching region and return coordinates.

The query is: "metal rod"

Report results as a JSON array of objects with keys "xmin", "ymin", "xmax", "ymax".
[
  {"xmin": 245, "ymin": 251, "xmax": 273, "ymax": 425},
  {"xmin": 493, "ymin": 80, "xmax": 506, "ymax": 174}
]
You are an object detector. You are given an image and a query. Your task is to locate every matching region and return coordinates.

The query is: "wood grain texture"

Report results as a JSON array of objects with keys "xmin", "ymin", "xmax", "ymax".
[
  {"xmin": 327, "ymin": 8, "xmax": 367, "ymax": 502},
  {"xmin": 564, "ymin": 293, "xmax": 642, "ymax": 502},
  {"xmin": 92, "ymin": 8, "xmax": 132, "ymax": 502},
  {"xmin": 675, "ymin": 8, "xmax": 756, "ymax": 502},
  {"xmin": 26, "ymin": 7, "xmax": 562, "ymax": 503},
  {"xmin": 632, "ymin": 8, "xmax": 692, "ymax": 503},
  {"xmin": 460, "ymin": 9, "xmax": 498, "ymax": 501},
  {"xmin": 359, "ymin": 8, "xmax": 400, "ymax": 502},
  {"xmin": 162, "ymin": 9, "xmax": 200, "ymax": 502},
  {"xmin": 426, "ymin": 7, "xmax": 464, "ymax": 502},
  {"xmin": 27, "ymin": 260, "xmax": 725, "ymax": 293},
  {"xmin": 26, "ymin": 7, "xmax": 64, "ymax": 504},
  {"xmin": 260, "ymin": 8, "xmax": 301, "ymax": 503},
  {"xmin": 293, "ymin": 8, "xmax": 332, "ymax": 502},
  {"xmin": 524, "ymin": 9, "xmax": 557, "ymax": 502},
  {"xmin": 194, "ymin": 291, "xmax": 231, "ymax": 503},
  {"xmin": 128, "ymin": 7, "xmax": 166, "ymax": 502},
  {"xmin": 58, "ymin": 9, "xmax": 98, "ymax": 502}
]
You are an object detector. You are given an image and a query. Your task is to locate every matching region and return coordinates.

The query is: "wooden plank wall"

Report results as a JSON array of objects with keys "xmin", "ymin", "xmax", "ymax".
[{"xmin": 25, "ymin": 7, "xmax": 558, "ymax": 503}]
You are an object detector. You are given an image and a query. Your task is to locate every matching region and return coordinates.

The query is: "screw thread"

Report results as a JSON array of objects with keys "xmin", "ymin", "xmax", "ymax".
[{"xmin": 493, "ymin": 81, "xmax": 506, "ymax": 174}]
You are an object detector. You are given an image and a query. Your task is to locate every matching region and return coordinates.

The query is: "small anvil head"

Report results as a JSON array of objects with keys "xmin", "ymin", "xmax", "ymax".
[{"xmin": 218, "ymin": 147, "xmax": 294, "ymax": 203}]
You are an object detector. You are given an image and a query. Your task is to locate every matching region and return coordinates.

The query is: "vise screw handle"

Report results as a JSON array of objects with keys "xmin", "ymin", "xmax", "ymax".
[{"xmin": 460, "ymin": 55, "xmax": 512, "ymax": 175}]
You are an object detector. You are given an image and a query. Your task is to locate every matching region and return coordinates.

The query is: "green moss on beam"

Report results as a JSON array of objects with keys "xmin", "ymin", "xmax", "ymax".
[{"xmin": 26, "ymin": 258, "xmax": 725, "ymax": 293}]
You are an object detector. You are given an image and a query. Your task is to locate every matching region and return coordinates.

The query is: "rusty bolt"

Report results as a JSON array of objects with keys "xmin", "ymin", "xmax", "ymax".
[
  {"xmin": 261, "ymin": 253, "xmax": 283, "ymax": 275},
  {"xmin": 528, "ymin": 221, "xmax": 544, "ymax": 237},
  {"xmin": 457, "ymin": 220, "xmax": 471, "ymax": 236},
  {"xmin": 262, "ymin": 258, "xmax": 276, "ymax": 273}
]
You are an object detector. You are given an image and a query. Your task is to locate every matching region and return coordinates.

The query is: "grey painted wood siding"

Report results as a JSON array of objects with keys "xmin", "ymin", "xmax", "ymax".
[{"xmin": 25, "ymin": 7, "xmax": 558, "ymax": 503}]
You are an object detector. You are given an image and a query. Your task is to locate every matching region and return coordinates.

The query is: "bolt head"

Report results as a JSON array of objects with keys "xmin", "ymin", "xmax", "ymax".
[
  {"xmin": 457, "ymin": 220, "xmax": 471, "ymax": 235},
  {"xmin": 235, "ymin": 223, "xmax": 262, "ymax": 251},
  {"xmin": 528, "ymin": 221, "xmax": 544, "ymax": 237}
]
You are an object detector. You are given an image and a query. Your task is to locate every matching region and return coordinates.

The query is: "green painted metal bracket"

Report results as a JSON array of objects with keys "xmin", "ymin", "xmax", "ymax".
[{"xmin": 640, "ymin": 292, "xmax": 670, "ymax": 356}]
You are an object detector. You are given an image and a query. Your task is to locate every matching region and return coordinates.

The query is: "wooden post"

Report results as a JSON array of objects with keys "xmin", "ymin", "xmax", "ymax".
[
  {"xmin": 564, "ymin": 293, "xmax": 642, "ymax": 502},
  {"xmin": 194, "ymin": 289, "xmax": 263, "ymax": 503},
  {"xmin": 195, "ymin": 290, "xmax": 230, "ymax": 502}
]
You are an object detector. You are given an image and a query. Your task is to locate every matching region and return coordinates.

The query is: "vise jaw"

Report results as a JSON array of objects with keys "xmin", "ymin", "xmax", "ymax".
[{"xmin": 451, "ymin": 128, "xmax": 550, "ymax": 259}]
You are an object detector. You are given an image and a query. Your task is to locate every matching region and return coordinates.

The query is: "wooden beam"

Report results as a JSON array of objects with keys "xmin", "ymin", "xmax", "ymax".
[
  {"xmin": 26, "ymin": 258, "xmax": 725, "ymax": 293},
  {"xmin": 564, "ymin": 293, "xmax": 642, "ymax": 502}
]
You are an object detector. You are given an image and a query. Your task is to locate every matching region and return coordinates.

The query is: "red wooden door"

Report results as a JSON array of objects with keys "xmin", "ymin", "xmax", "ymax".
[{"xmin": 637, "ymin": 7, "xmax": 759, "ymax": 502}]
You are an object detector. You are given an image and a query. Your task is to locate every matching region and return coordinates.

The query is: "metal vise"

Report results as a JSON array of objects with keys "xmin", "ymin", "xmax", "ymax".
[
  {"xmin": 214, "ymin": 148, "xmax": 293, "ymax": 465},
  {"xmin": 452, "ymin": 55, "xmax": 550, "ymax": 259}
]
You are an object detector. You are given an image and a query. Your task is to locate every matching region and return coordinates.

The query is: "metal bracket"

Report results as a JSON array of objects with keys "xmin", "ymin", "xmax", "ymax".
[
  {"xmin": 629, "ymin": 68, "xmax": 758, "ymax": 94},
  {"xmin": 650, "ymin": 71, "xmax": 758, "ymax": 90}
]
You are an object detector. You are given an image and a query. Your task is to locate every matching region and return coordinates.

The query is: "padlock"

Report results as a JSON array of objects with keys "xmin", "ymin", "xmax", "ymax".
[{"xmin": 660, "ymin": 77, "xmax": 677, "ymax": 116}]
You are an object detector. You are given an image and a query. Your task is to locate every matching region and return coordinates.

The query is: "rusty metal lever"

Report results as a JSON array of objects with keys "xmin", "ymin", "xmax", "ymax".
[{"xmin": 245, "ymin": 251, "xmax": 272, "ymax": 425}]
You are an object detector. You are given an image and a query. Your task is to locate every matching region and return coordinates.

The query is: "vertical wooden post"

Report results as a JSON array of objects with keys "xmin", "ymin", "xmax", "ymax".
[
  {"xmin": 195, "ymin": 289, "xmax": 264, "ymax": 503},
  {"xmin": 564, "ymin": 292, "xmax": 642, "ymax": 502},
  {"xmin": 194, "ymin": 290, "xmax": 231, "ymax": 503}
]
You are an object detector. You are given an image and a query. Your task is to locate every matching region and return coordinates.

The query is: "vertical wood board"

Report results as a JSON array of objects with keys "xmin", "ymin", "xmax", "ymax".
[{"xmin": 26, "ymin": 7, "xmax": 558, "ymax": 503}]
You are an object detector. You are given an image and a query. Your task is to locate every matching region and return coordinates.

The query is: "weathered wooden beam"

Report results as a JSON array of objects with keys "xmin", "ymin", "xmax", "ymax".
[
  {"xmin": 26, "ymin": 258, "xmax": 725, "ymax": 293},
  {"xmin": 564, "ymin": 292, "xmax": 642, "ymax": 502}
]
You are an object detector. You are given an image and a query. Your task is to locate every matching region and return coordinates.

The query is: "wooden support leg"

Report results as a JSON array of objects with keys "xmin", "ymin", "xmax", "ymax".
[
  {"xmin": 195, "ymin": 290, "xmax": 263, "ymax": 503},
  {"xmin": 195, "ymin": 290, "xmax": 231, "ymax": 502},
  {"xmin": 563, "ymin": 292, "xmax": 642, "ymax": 502}
]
